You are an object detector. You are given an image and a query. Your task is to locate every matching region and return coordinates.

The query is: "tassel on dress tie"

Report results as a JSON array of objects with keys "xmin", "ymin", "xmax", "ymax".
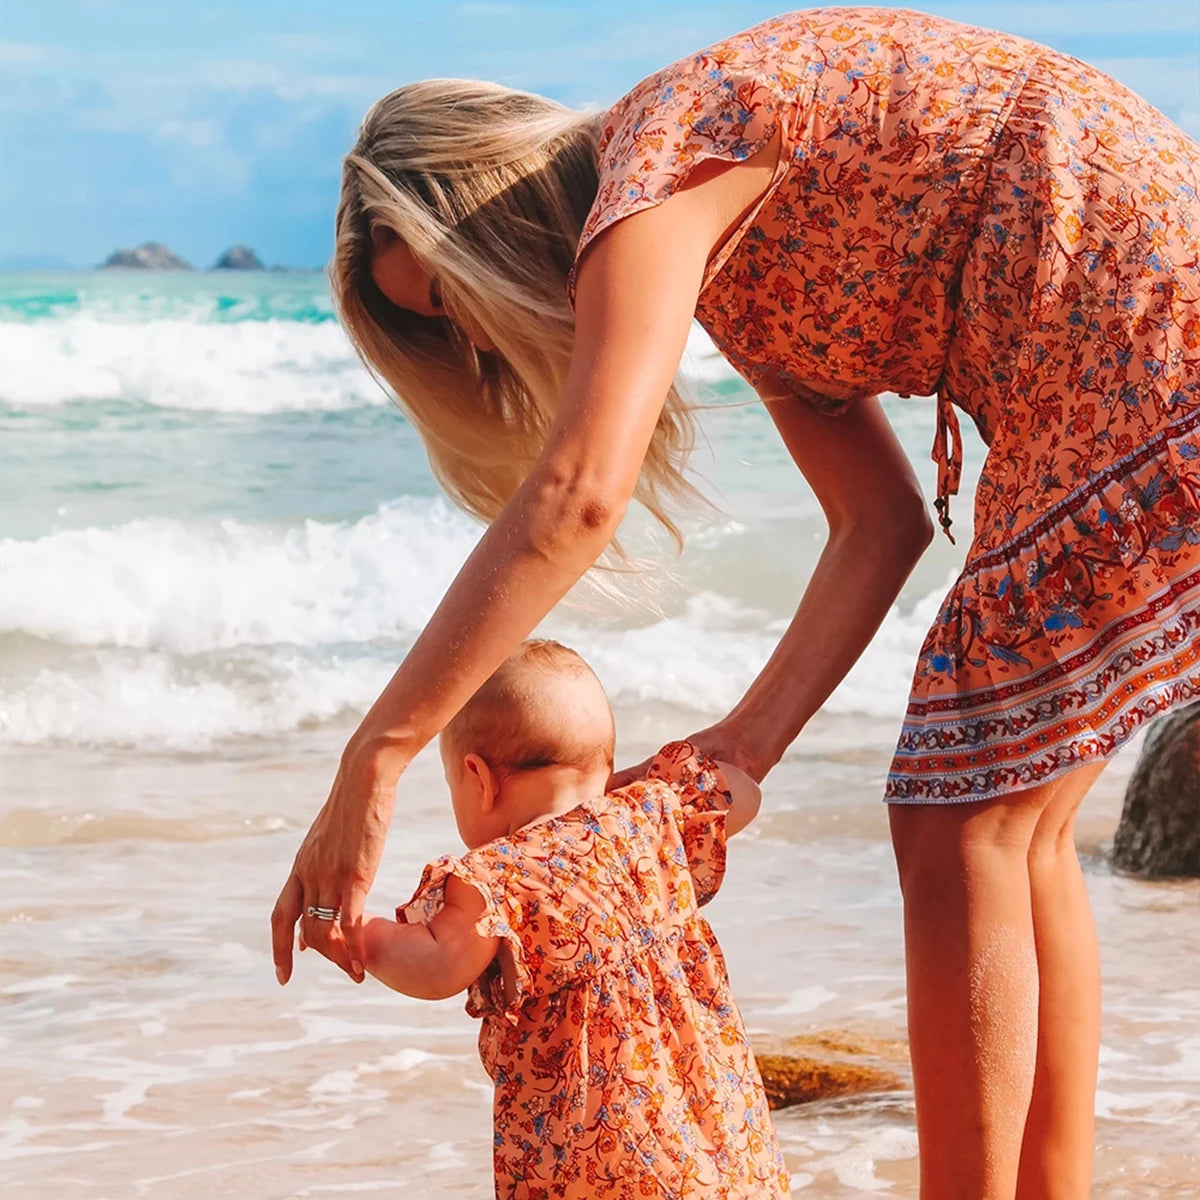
[{"xmin": 932, "ymin": 393, "xmax": 962, "ymax": 544}]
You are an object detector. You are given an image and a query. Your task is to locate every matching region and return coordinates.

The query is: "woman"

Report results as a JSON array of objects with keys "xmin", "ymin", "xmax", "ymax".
[{"xmin": 270, "ymin": 8, "xmax": 1200, "ymax": 1198}]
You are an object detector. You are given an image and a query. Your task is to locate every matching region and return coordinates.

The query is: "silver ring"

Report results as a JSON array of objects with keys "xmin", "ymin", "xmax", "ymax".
[{"xmin": 306, "ymin": 905, "xmax": 340, "ymax": 922}]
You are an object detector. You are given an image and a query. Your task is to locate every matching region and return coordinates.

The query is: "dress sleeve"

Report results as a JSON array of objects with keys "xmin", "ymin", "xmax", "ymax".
[
  {"xmin": 567, "ymin": 65, "xmax": 782, "ymax": 308},
  {"xmin": 645, "ymin": 741, "xmax": 734, "ymax": 906},
  {"xmin": 396, "ymin": 854, "xmax": 532, "ymax": 1023}
]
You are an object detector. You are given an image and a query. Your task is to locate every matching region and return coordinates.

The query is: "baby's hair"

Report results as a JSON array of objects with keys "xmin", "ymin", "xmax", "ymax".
[{"xmin": 444, "ymin": 639, "xmax": 615, "ymax": 774}]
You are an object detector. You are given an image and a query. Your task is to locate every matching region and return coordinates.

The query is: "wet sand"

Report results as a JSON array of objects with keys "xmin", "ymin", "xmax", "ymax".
[{"xmin": 3, "ymin": 715, "xmax": 1199, "ymax": 1197}]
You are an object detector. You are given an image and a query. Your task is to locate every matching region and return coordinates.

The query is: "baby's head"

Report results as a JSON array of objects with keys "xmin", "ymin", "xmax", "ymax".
[{"xmin": 440, "ymin": 640, "xmax": 615, "ymax": 848}]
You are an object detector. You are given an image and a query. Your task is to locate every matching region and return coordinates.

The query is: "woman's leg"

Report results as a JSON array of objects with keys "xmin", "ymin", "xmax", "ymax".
[
  {"xmin": 889, "ymin": 786, "xmax": 1052, "ymax": 1200},
  {"xmin": 1016, "ymin": 761, "xmax": 1106, "ymax": 1200}
]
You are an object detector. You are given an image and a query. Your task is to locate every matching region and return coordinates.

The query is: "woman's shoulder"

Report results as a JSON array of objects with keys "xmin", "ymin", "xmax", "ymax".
[
  {"xmin": 575, "ymin": 7, "xmax": 915, "ymax": 282},
  {"xmin": 588, "ymin": 23, "xmax": 788, "ymax": 209},
  {"xmin": 589, "ymin": 6, "xmax": 930, "ymax": 172}
]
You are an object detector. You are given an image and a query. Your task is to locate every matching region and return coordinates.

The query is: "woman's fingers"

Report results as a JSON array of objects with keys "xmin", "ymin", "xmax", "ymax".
[
  {"xmin": 302, "ymin": 917, "xmax": 349, "ymax": 974},
  {"xmin": 607, "ymin": 755, "xmax": 656, "ymax": 791},
  {"xmin": 685, "ymin": 724, "xmax": 766, "ymax": 781},
  {"xmin": 273, "ymin": 868, "xmax": 360, "ymax": 985},
  {"xmin": 273, "ymin": 745, "xmax": 400, "ymax": 987},
  {"xmin": 339, "ymin": 879, "xmax": 371, "ymax": 984},
  {"xmin": 271, "ymin": 872, "xmax": 304, "ymax": 985},
  {"xmin": 296, "ymin": 887, "xmax": 364, "ymax": 983},
  {"xmin": 607, "ymin": 728, "xmax": 763, "ymax": 793}
]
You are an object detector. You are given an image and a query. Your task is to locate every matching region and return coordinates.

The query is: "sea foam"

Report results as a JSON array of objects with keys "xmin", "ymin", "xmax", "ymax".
[
  {"xmin": 0, "ymin": 499, "xmax": 475, "ymax": 652},
  {"xmin": 0, "ymin": 497, "xmax": 945, "ymax": 746},
  {"xmin": 0, "ymin": 314, "xmax": 733, "ymax": 413},
  {"xmin": 0, "ymin": 316, "xmax": 383, "ymax": 413}
]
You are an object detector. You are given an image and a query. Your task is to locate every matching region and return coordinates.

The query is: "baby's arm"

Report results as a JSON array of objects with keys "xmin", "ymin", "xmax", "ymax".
[
  {"xmin": 362, "ymin": 875, "xmax": 500, "ymax": 1000},
  {"xmin": 715, "ymin": 759, "xmax": 762, "ymax": 838}
]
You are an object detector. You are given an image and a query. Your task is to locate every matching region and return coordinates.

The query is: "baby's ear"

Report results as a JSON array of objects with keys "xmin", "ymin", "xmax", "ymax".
[{"xmin": 463, "ymin": 753, "xmax": 501, "ymax": 811}]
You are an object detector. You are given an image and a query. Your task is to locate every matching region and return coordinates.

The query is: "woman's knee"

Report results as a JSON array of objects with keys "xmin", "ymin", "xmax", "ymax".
[
  {"xmin": 1027, "ymin": 804, "xmax": 1083, "ymax": 868},
  {"xmin": 1027, "ymin": 762, "xmax": 1106, "ymax": 865},
  {"xmin": 890, "ymin": 794, "xmax": 1053, "ymax": 898}
]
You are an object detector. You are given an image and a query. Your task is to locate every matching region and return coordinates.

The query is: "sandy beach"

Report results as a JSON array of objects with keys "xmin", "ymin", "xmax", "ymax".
[{"xmin": 4, "ymin": 711, "xmax": 1199, "ymax": 1197}]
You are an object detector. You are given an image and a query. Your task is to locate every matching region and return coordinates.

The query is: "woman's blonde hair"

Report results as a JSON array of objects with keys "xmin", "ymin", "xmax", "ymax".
[{"xmin": 331, "ymin": 79, "xmax": 701, "ymax": 553}]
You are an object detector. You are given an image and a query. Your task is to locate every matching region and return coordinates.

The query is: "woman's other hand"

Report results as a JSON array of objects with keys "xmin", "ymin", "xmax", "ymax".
[{"xmin": 607, "ymin": 720, "xmax": 769, "ymax": 790}]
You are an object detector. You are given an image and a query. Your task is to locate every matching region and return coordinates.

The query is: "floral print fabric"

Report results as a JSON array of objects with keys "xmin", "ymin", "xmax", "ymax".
[
  {"xmin": 398, "ymin": 742, "xmax": 789, "ymax": 1199},
  {"xmin": 572, "ymin": 7, "xmax": 1200, "ymax": 802}
]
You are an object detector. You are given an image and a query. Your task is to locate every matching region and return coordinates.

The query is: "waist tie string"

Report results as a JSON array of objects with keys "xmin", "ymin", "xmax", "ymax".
[{"xmin": 932, "ymin": 394, "xmax": 962, "ymax": 544}]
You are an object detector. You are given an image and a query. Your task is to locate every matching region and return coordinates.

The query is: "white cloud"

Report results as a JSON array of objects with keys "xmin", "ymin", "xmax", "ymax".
[
  {"xmin": 156, "ymin": 118, "xmax": 222, "ymax": 150},
  {"xmin": 71, "ymin": 90, "xmax": 250, "ymax": 192},
  {"xmin": 186, "ymin": 58, "xmax": 385, "ymax": 104},
  {"xmin": 277, "ymin": 73, "xmax": 388, "ymax": 103},
  {"xmin": 0, "ymin": 40, "xmax": 52, "ymax": 64},
  {"xmin": 264, "ymin": 31, "xmax": 363, "ymax": 57},
  {"xmin": 165, "ymin": 142, "xmax": 250, "ymax": 191},
  {"xmin": 191, "ymin": 59, "xmax": 288, "ymax": 91}
]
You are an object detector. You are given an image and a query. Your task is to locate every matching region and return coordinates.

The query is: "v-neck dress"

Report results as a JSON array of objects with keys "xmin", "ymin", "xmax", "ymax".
[{"xmin": 570, "ymin": 6, "xmax": 1200, "ymax": 802}]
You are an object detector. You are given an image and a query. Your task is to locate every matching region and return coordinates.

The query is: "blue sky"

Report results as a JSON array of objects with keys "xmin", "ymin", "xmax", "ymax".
[{"xmin": 2, "ymin": 0, "xmax": 1198, "ymax": 268}]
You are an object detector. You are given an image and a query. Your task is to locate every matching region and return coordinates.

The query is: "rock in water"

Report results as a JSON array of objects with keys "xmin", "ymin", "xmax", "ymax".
[
  {"xmin": 99, "ymin": 242, "xmax": 191, "ymax": 270},
  {"xmin": 1112, "ymin": 702, "xmax": 1200, "ymax": 878},
  {"xmin": 211, "ymin": 245, "xmax": 264, "ymax": 270},
  {"xmin": 755, "ymin": 1054, "xmax": 903, "ymax": 1109},
  {"xmin": 753, "ymin": 1030, "xmax": 907, "ymax": 1110}
]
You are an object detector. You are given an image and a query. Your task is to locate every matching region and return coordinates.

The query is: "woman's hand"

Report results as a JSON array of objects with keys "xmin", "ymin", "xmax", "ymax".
[
  {"xmin": 271, "ymin": 742, "xmax": 406, "ymax": 986},
  {"xmin": 608, "ymin": 719, "xmax": 770, "ymax": 790}
]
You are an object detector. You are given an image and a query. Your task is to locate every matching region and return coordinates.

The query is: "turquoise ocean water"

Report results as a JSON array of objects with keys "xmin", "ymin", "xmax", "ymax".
[{"xmin": 0, "ymin": 268, "xmax": 978, "ymax": 750}]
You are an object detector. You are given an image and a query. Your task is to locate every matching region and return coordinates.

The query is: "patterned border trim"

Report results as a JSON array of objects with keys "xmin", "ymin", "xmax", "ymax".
[
  {"xmin": 887, "ymin": 576, "xmax": 1200, "ymax": 803},
  {"xmin": 905, "ymin": 565, "xmax": 1200, "ymax": 718}
]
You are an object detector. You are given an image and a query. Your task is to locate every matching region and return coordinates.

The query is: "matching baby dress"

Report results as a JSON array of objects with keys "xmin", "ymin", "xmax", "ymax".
[{"xmin": 399, "ymin": 743, "xmax": 789, "ymax": 1198}]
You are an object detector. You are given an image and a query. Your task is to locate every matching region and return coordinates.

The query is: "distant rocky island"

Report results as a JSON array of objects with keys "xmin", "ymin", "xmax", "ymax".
[
  {"xmin": 100, "ymin": 242, "xmax": 192, "ymax": 270},
  {"xmin": 98, "ymin": 242, "xmax": 273, "ymax": 270},
  {"xmin": 211, "ymin": 244, "xmax": 264, "ymax": 270}
]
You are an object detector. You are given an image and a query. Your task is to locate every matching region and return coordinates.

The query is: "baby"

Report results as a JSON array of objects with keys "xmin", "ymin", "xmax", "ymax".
[{"xmin": 362, "ymin": 639, "xmax": 789, "ymax": 1198}]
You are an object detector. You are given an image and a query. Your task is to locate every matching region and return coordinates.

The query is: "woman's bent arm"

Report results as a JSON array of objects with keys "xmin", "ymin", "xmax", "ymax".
[{"xmin": 717, "ymin": 396, "xmax": 934, "ymax": 780}]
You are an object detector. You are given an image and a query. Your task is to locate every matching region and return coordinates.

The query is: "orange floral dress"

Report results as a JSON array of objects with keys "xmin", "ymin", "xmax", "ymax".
[
  {"xmin": 398, "ymin": 742, "xmax": 789, "ymax": 1199},
  {"xmin": 570, "ymin": 6, "xmax": 1200, "ymax": 803}
]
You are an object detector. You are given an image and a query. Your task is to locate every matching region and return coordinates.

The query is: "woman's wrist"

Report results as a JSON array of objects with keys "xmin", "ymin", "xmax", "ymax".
[
  {"xmin": 340, "ymin": 727, "xmax": 416, "ymax": 798},
  {"xmin": 690, "ymin": 715, "xmax": 779, "ymax": 783},
  {"xmin": 719, "ymin": 705, "xmax": 792, "ymax": 781}
]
